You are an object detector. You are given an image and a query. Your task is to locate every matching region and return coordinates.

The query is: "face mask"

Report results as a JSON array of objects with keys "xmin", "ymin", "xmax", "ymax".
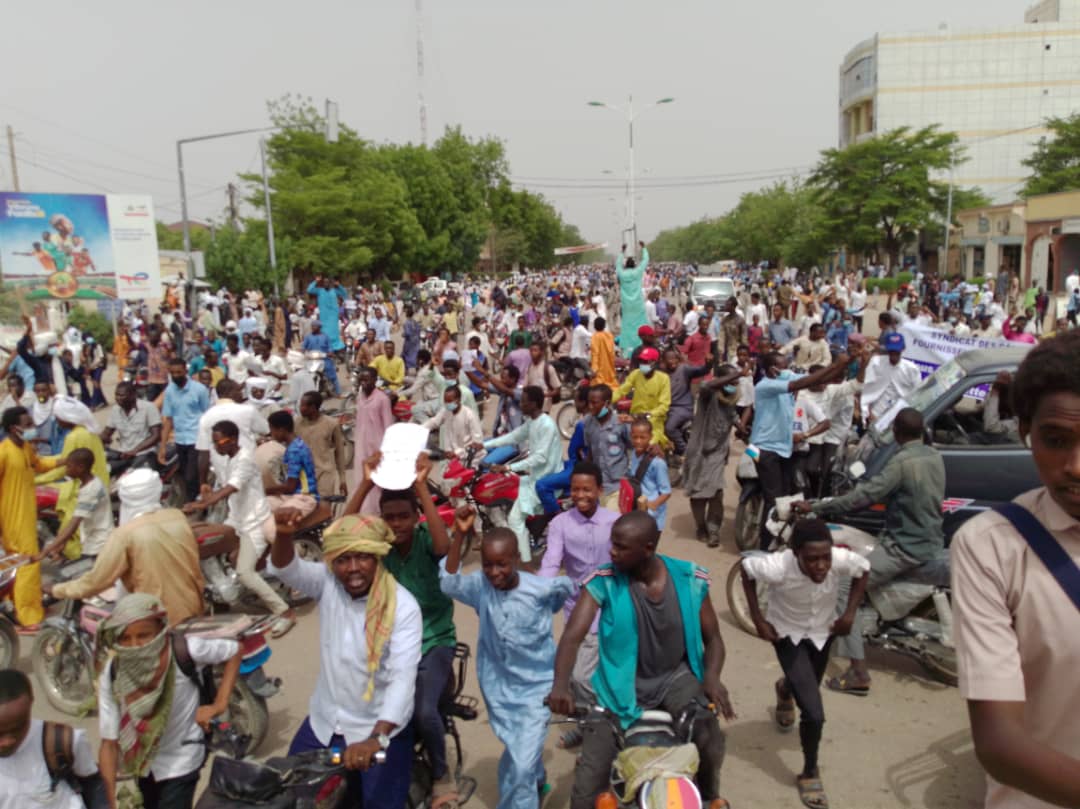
[
  {"xmin": 777, "ymin": 369, "xmax": 794, "ymax": 380},
  {"xmin": 598, "ymin": 406, "xmax": 610, "ymax": 419},
  {"xmin": 639, "ymin": 364, "xmax": 653, "ymax": 375},
  {"xmin": 447, "ymin": 402, "xmax": 460, "ymax": 413},
  {"xmin": 19, "ymin": 427, "xmax": 38, "ymax": 442},
  {"xmin": 722, "ymin": 384, "xmax": 738, "ymax": 396},
  {"xmin": 48, "ymin": 347, "xmax": 58, "ymax": 357},
  {"xmin": 172, "ymin": 376, "xmax": 187, "ymax": 388}
]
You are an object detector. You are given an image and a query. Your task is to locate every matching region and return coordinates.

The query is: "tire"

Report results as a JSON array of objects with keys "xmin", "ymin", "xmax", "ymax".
[
  {"xmin": 33, "ymin": 628, "xmax": 95, "ymax": 715},
  {"xmin": 910, "ymin": 601, "xmax": 959, "ymax": 687},
  {"xmin": 733, "ymin": 490, "xmax": 764, "ymax": 551},
  {"xmin": 294, "ymin": 537, "xmax": 323, "ymax": 563},
  {"xmin": 0, "ymin": 618, "xmax": 18, "ymax": 669},
  {"xmin": 554, "ymin": 402, "xmax": 577, "ymax": 440},
  {"xmin": 725, "ymin": 562, "xmax": 768, "ymax": 637},
  {"xmin": 220, "ymin": 678, "xmax": 269, "ymax": 755}
]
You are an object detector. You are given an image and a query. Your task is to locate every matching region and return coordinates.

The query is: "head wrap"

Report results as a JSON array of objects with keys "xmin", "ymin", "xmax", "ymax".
[
  {"xmin": 245, "ymin": 377, "xmax": 269, "ymax": 395},
  {"xmin": 441, "ymin": 349, "xmax": 460, "ymax": 364},
  {"xmin": 117, "ymin": 468, "xmax": 163, "ymax": 523},
  {"xmin": 52, "ymin": 395, "xmax": 99, "ymax": 433},
  {"xmin": 322, "ymin": 515, "xmax": 396, "ymax": 701},
  {"xmin": 96, "ymin": 594, "xmax": 175, "ymax": 783}
]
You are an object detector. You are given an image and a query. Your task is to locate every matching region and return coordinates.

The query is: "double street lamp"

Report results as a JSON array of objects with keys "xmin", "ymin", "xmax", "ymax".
[{"xmin": 588, "ymin": 96, "xmax": 674, "ymax": 254}]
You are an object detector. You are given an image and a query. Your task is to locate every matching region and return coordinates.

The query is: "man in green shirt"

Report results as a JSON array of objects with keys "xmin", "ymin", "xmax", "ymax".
[
  {"xmin": 794, "ymin": 407, "xmax": 945, "ymax": 696},
  {"xmin": 350, "ymin": 452, "xmax": 462, "ymax": 805}
]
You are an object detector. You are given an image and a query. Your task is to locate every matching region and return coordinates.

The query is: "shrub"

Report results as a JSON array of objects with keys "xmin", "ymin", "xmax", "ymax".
[
  {"xmin": 896, "ymin": 272, "xmax": 913, "ymax": 285},
  {"xmin": 870, "ymin": 278, "xmax": 899, "ymax": 295}
]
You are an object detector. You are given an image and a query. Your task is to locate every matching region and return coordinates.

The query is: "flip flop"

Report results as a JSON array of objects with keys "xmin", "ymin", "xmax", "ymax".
[
  {"xmin": 774, "ymin": 678, "xmax": 796, "ymax": 730},
  {"xmin": 826, "ymin": 673, "xmax": 869, "ymax": 697},
  {"xmin": 797, "ymin": 775, "xmax": 829, "ymax": 809}
]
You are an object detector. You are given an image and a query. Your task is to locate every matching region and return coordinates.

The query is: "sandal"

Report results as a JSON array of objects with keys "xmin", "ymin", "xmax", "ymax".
[
  {"xmin": 431, "ymin": 776, "xmax": 460, "ymax": 809},
  {"xmin": 826, "ymin": 672, "xmax": 869, "ymax": 697},
  {"xmin": 774, "ymin": 678, "xmax": 796, "ymax": 730},
  {"xmin": 797, "ymin": 775, "xmax": 829, "ymax": 809}
]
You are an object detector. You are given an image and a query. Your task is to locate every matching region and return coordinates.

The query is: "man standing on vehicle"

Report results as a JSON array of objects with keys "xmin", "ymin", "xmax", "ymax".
[
  {"xmin": 793, "ymin": 407, "xmax": 945, "ymax": 696},
  {"xmin": 952, "ymin": 331, "xmax": 1080, "ymax": 808},
  {"xmin": 548, "ymin": 511, "xmax": 734, "ymax": 809}
]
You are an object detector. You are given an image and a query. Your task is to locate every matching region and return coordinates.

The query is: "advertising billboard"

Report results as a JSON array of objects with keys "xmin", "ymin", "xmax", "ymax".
[{"xmin": 0, "ymin": 192, "xmax": 160, "ymax": 301}]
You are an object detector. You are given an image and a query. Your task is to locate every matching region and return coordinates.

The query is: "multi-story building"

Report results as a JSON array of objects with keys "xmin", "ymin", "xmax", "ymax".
[{"xmin": 839, "ymin": 0, "xmax": 1080, "ymax": 209}]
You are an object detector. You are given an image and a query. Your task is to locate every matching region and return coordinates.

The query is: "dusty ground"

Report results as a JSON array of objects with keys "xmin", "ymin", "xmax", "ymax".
[{"xmin": 22, "ymin": 297, "xmax": 989, "ymax": 808}]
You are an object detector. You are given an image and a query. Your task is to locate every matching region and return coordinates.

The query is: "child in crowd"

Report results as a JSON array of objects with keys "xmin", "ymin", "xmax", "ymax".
[
  {"xmin": 740, "ymin": 519, "xmax": 869, "ymax": 809},
  {"xmin": 748, "ymin": 314, "xmax": 763, "ymax": 357},
  {"xmin": 440, "ymin": 522, "xmax": 572, "ymax": 809},
  {"xmin": 735, "ymin": 345, "xmax": 756, "ymax": 420},
  {"xmin": 37, "ymin": 448, "xmax": 111, "ymax": 562},
  {"xmin": 627, "ymin": 417, "xmax": 672, "ymax": 534}
]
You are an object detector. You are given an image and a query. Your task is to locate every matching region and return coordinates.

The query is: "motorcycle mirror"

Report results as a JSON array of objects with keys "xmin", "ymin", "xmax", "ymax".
[{"xmin": 849, "ymin": 461, "xmax": 866, "ymax": 479}]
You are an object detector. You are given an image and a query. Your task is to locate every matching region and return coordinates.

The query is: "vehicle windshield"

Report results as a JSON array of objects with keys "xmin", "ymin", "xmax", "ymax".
[
  {"xmin": 870, "ymin": 358, "xmax": 968, "ymax": 443},
  {"xmin": 692, "ymin": 280, "xmax": 734, "ymax": 297}
]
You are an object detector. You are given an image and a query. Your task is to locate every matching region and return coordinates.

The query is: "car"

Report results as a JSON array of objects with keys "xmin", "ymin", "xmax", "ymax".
[
  {"xmin": 688, "ymin": 276, "xmax": 736, "ymax": 311},
  {"xmin": 839, "ymin": 345, "xmax": 1038, "ymax": 540},
  {"xmin": 420, "ymin": 277, "xmax": 448, "ymax": 296}
]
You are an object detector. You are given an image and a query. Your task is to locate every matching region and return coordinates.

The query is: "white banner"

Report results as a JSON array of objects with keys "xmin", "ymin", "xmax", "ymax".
[
  {"xmin": 106, "ymin": 195, "xmax": 160, "ymax": 300},
  {"xmin": 898, "ymin": 322, "xmax": 1014, "ymax": 401}
]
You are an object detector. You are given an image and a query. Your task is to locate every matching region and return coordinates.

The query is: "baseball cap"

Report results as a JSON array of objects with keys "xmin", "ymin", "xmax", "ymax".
[
  {"xmin": 639, "ymin": 347, "xmax": 660, "ymax": 363},
  {"xmin": 883, "ymin": 332, "xmax": 906, "ymax": 352},
  {"xmin": 637, "ymin": 325, "xmax": 656, "ymax": 338}
]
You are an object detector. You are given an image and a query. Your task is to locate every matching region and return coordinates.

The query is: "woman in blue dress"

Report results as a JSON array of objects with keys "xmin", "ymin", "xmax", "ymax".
[{"xmin": 616, "ymin": 241, "xmax": 649, "ymax": 354}]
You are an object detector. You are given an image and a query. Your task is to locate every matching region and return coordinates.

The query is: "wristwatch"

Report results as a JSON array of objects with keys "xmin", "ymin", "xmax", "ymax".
[{"xmin": 375, "ymin": 733, "xmax": 390, "ymax": 750}]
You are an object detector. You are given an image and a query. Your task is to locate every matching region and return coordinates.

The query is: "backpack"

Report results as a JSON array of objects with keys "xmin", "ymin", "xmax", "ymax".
[
  {"xmin": 42, "ymin": 721, "xmax": 109, "ymax": 809},
  {"xmin": 618, "ymin": 455, "xmax": 653, "ymax": 514}
]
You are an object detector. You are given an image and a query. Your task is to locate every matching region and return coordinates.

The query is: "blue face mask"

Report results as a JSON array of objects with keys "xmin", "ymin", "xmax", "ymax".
[
  {"xmin": 777, "ymin": 369, "xmax": 794, "ymax": 380},
  {"xmin": 446, "ymin": 401, "xmax": 460, "ymax": 413},
  {"xmin": 598, "ymin": 406, "xmax": 610, "ymax": 419},
  {"xmin": 639, "ymin": 364, "xmax": 653, "ymax": 375},
  {"xmin": 722, "ymin": 384, "xmax": 738, "ymax": 395},
  {"xmin": 20, "ymin": 426, "xmax": 38, "ymax": 442}
]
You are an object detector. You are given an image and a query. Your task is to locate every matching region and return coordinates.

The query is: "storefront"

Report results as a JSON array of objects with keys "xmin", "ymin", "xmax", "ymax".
[{"xmin": 1024, "ymin": 190, "xmax": 1080, "ymax": 294}]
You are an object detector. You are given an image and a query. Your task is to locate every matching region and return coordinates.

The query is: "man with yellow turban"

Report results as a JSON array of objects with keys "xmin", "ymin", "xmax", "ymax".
[{"xmin": 268, "ymin": 511, "xmax": 422, "ymax": 807}]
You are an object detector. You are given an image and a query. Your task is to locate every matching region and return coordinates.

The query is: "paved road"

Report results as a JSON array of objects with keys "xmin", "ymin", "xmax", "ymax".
[{"xmin": 21, "ymin": 299, "xmax": 988, "ymax": 808}]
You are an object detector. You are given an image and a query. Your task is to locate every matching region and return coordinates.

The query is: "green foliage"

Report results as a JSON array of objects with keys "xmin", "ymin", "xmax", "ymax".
[
  {"xmin": 155, "ymin": 221, "xmax": 213, "ymax": 253},
  {"xmin": 0, "ymin": 284, "xmax": 24, "ymax": 326},
  {"xmin": 868, "ymin": 278, "xmax": 898, "ymax": 294},
  {"xmin": 1022, "ymin": 113, "xmax": 1080, "ymax": 197},
  {"xmin": 203, "ymin": 225, "xmax": 292, "ymax": 294},
  {"xmin": 896, "ymin": 272, "xmax": 913, "ymax": 285},
  {"xmin": 67, "ymin": 308, "xmax": 113, "ymax": 352},
  {"xmin": 809, "ymin": 126, "xmax": 975, "ymax": 264}
]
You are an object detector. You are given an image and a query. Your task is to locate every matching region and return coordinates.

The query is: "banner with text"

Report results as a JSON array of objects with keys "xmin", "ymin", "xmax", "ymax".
[
  {"xmin": 0, "ymin": 192, "xmax": 159, "ymax": 301},
  {"xmin": 899, "ymin": 322, "xmax": 1014, "ymax": 401}
]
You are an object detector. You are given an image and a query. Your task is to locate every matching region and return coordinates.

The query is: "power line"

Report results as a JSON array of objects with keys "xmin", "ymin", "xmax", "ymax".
[{"xmin": 510, "ymin": 165, "xmax": 811, "ymax": 184}]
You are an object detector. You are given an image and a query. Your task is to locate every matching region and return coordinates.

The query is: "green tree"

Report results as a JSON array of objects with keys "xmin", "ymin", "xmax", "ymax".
[
  {"xmin": 203, "ymin": 224, "xmax": 292, "ymax": 294},
  {"xmin": 1022, "ymin": 113, "xmax": 1080, "ymax": 197},
  {"xmin": 809, "ymin": 126, "xmax": 964, "ymax": 266}
]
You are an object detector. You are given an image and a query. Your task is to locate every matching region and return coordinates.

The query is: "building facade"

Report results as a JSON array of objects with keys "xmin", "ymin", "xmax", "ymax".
[{"xmin": 839, "ymin": 1, "xmax": 1080, "ymax": 204}]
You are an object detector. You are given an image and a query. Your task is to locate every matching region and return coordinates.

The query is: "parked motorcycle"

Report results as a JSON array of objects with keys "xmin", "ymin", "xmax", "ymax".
[
  {"xmin": 549, "ymin": 700, "xmax": 724, "ymax": 809},
  {"xmin": 725, "ymin": 495, "xmax": 957, "ymax": 685},
  {"xmin": 732, "ymin": 450, "xmax": 764, "ymax": 552},
  {"xmin": 34, "ymin": 561, "xmax": 281, "ymax": 753},
  {"xmin": 0, "ymin": 554, "xmax": 26, "ymax": 668}
]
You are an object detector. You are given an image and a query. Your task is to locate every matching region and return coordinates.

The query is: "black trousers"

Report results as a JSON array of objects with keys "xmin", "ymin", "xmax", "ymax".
[
  {"xmin": 176, "ymin": 443, "xmax": 199, "ymax": 501},
  {"xmin": 775, "ymin": 637, "xmax": 833, "ymax": 776},
  {"xmin": 757, "ymin": 450, "xmax": 793, "ymax": 549},
  {"xmin": 137, "ymin": 767, "xmax": 201, "ymax": 809}
]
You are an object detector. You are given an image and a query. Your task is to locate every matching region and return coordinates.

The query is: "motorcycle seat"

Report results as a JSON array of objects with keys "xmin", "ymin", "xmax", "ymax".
[{"xmin": 194, "ymin": 524, "xmax": 240, "ymax": 560}]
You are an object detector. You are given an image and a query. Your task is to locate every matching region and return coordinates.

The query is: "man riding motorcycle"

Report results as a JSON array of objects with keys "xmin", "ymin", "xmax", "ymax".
[
  {"xmin": 792, "ymin": 407, "xmax": 946, "ymax": 696},
  {"xmin": 101, "ymin": 381, "xmax": 162, "ymax": 476}
]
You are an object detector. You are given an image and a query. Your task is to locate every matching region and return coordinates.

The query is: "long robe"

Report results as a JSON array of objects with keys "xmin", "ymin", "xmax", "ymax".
[
  {"xmin": 306, "ymin": 282, "xmax": 347, "ymax": 351},
  {"xmin": 683, "ymin": 385, "xmax": 737, "ymax": 500},
  {"xmin": 353, "ymin": 389, "xmax": 394, "ymax": 514},
  {"xmin": 616, "ymin": 246, "xmax": 649, "ymax": 353},
  {"xmin": 439, "ymin": 568, "xmax": 572, "ymax": 809}
]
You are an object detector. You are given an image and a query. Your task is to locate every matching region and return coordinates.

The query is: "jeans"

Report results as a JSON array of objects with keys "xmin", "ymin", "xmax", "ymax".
[
  {"xmin": 137, "ymin": 767, "xmax": 201, "ymax": 809},
  {"xmin": 756, "ymin": 449, "xmax": 793, "ymax": 549},
  {"xmin": 570, "ymin": 672, "xmax": 725, "ymax": 809},
  {"xmin": 775, "ymin": 637, "xmax": 834, "ymax": 775},
  {"xmin": 481, "ymin": 444, "xmax": 517, "ymax": 468},
  {"xmin": 665, "ymin": 406, "xmax": 694, "ymax": 456},
  {"xmin": 536, "ymin": 466, "xmax": 572, "ymax": 514},
  {"xmin": 176, "ymin": 443, "xmax": 200, "ymax": 501},
  {"xmin": 288, "ymin": 716, "xmax": 414, "ymax": 808},
  {"xmin": 834, "ymin": 541, "xmax": 922, "ymax": 662},
  {"xmin": 415, "ymin": 645, "xmax": 455, "ymax": 781},
  {"xmin": 323, "ymin": 359, "xmax": 340, "ymax": 395}
]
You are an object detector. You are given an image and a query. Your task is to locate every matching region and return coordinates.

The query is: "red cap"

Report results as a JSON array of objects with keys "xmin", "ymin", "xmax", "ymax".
[
  {"xmin": 639, "ymin": 347, "xmax": 660, "ymax": 362},
  {"xmin": 637, "ymin": 325, "xmax": 656, "ymax": 337}
]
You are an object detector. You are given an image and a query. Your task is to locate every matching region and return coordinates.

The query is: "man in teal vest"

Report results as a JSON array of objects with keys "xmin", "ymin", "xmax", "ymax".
[{"xmin": 548, "ymin": 512, "xmax": 735, "ymax": 809}]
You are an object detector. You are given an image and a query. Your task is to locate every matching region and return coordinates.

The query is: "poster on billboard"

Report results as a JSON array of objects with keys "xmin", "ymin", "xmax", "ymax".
[{"xmin": 0, "ymin": 192, "xmax": 160, "ymax": 301}]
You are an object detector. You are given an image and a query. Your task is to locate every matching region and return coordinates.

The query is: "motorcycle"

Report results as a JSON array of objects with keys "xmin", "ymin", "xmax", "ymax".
[
  {"xmin": 0, "ymin": 554, "xmax": 26, "ymax": 668},
  {"xmin": 732, "ymin": 450, "xmax": 764, "ymax": 552},
  {"xmin": 549, "ymin": 700, "xmax": 725, "ymax": 809},
  {"xmin": 287, "ymin": 349, "xmax": 335, "ymax": 400},
  {"xmin": 34, "ymin": 560, "xmax": 280, "ymax": 753},
  {"xmin": 725, "ymin": 495, "xmax": 957, "ymax": 686}
]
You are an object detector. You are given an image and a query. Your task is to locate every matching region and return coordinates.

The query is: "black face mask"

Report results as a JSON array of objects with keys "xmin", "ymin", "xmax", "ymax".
[{"xmin": 171, "ymin": 376, "xmax": 187, "ymax": 388}]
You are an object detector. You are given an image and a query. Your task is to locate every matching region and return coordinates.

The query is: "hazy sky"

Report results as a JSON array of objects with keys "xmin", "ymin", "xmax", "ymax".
[{"xmin": 0, "ymin": 0, "xmax": 1025, "ymax": 249}]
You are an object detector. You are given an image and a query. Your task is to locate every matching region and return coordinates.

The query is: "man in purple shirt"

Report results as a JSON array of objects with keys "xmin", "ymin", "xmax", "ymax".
[{"xmin": 539, "ymin": 460, "xmax": 618, "ymax": 716}]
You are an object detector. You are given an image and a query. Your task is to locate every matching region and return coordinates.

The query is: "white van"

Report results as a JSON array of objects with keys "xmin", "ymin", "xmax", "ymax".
[{"xmin": 420, "ymin": 277, "xmax": 448, "ymax": 296}]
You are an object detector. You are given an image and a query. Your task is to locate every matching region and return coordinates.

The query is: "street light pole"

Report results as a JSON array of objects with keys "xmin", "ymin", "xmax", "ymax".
[
  {"xmin": 943, "ymin": 146, "xmax": 956, "ymax": 277},
  {"xmin": 260, "ymin": 138, "xmax": 279, "ymax": 297}
]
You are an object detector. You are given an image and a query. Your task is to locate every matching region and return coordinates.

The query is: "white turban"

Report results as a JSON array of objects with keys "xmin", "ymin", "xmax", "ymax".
[
  {"xmin": 117, "ymin": 468, "xmax": 163, "ymax": 523},
  {"xmin": 245, "ymin": 377, "xmax": 270, "ymax": 397},
  {"xmin": 52, "ymin": 396, "xmax": 99, "ymax": 434}
]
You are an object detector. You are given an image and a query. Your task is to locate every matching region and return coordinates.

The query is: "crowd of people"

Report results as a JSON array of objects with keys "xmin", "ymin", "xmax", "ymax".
[{"xmin": 0, "ymin": 248, "xmax": 1078, "ymax": 809}]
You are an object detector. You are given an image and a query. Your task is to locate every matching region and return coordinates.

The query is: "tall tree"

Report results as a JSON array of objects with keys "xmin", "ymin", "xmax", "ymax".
[
  {"xmin": 809, "ymin": 126, "xmax": 965, "ymax": 266},
  {"xmin": 1022, "ymin": 113, "xmax": 1080, "ymax": 197}
]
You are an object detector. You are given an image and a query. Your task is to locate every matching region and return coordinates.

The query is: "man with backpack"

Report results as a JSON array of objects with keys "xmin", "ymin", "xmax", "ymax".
[{"xmin": 0, "ymin": 668, "xmax": 105, "ymax": 809}]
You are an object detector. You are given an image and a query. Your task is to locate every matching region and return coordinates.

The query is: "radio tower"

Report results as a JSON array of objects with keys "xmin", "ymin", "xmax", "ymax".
[{"xmin": 415, "ymin": 0, "xmax": 428, "ymax": 145}]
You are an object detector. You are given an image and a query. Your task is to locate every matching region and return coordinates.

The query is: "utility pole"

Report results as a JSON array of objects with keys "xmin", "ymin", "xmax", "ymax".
[
  {"xmin": 226, "ymin": 183, "xmax": 239, "ymax": 230},
  {"xmin": 6, "ymin": 125, "xmax": 20, "ymax": 192},
  {"xmin": 943, "ymin": 146, "xmax": 956, "ymax": 276},
  {"xmin": 260, "ymin": 138, "xmax": 279, "ymax": 298},
  {"xmin": 416, "ymin": 0, "xmax": 428, "ymax": 145},
  {"xmin": 627, "ymin": 95, "xmax": 636, "ymax": 257}
]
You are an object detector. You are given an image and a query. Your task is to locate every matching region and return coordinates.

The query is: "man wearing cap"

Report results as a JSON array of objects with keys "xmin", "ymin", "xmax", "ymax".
[
  {"xmin": 301, "ymin": 321, "xmax": 340, "ymax": 396},
  {"xmin": 861, "ymin": 333, "xmax": 922, "ymax": 423},
  {"xmin": 47, "ymin": 468, "xmax": 204, "ymax": 626},
  {"xmin": 628, "ymin": 325, "xmax": 658, "ymax": 371},
  {"xmin": 268, "ymin": 513, "xmax": 422, "ymax": 807},
  {"xmin": 613, "ymin": 347, "xmax": 671, "ymax": 449}
]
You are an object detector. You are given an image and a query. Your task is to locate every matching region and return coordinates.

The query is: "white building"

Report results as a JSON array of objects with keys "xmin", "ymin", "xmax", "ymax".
[{"xmin": 839, "ymin": 0, "xmax": 1080, "ymax": 208}]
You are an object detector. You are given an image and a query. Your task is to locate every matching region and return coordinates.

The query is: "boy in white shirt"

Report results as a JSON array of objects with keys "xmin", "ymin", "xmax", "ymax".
[
  {"xmin": 740, "ymin": 519, "xmax": 869, "ymax": 809},
  {"xmin": 0, "ymin": 669, "xmax": 103, "ymax": 809},
  {"xmin": 37, "ymin": 448, "xmax": 112, "ymax": 561}
]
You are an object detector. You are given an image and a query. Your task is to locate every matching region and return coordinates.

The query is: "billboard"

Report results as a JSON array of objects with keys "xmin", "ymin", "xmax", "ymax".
[{"xmin": 0, "ymin": 192, "xmax": 160, "ymax": 301}]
